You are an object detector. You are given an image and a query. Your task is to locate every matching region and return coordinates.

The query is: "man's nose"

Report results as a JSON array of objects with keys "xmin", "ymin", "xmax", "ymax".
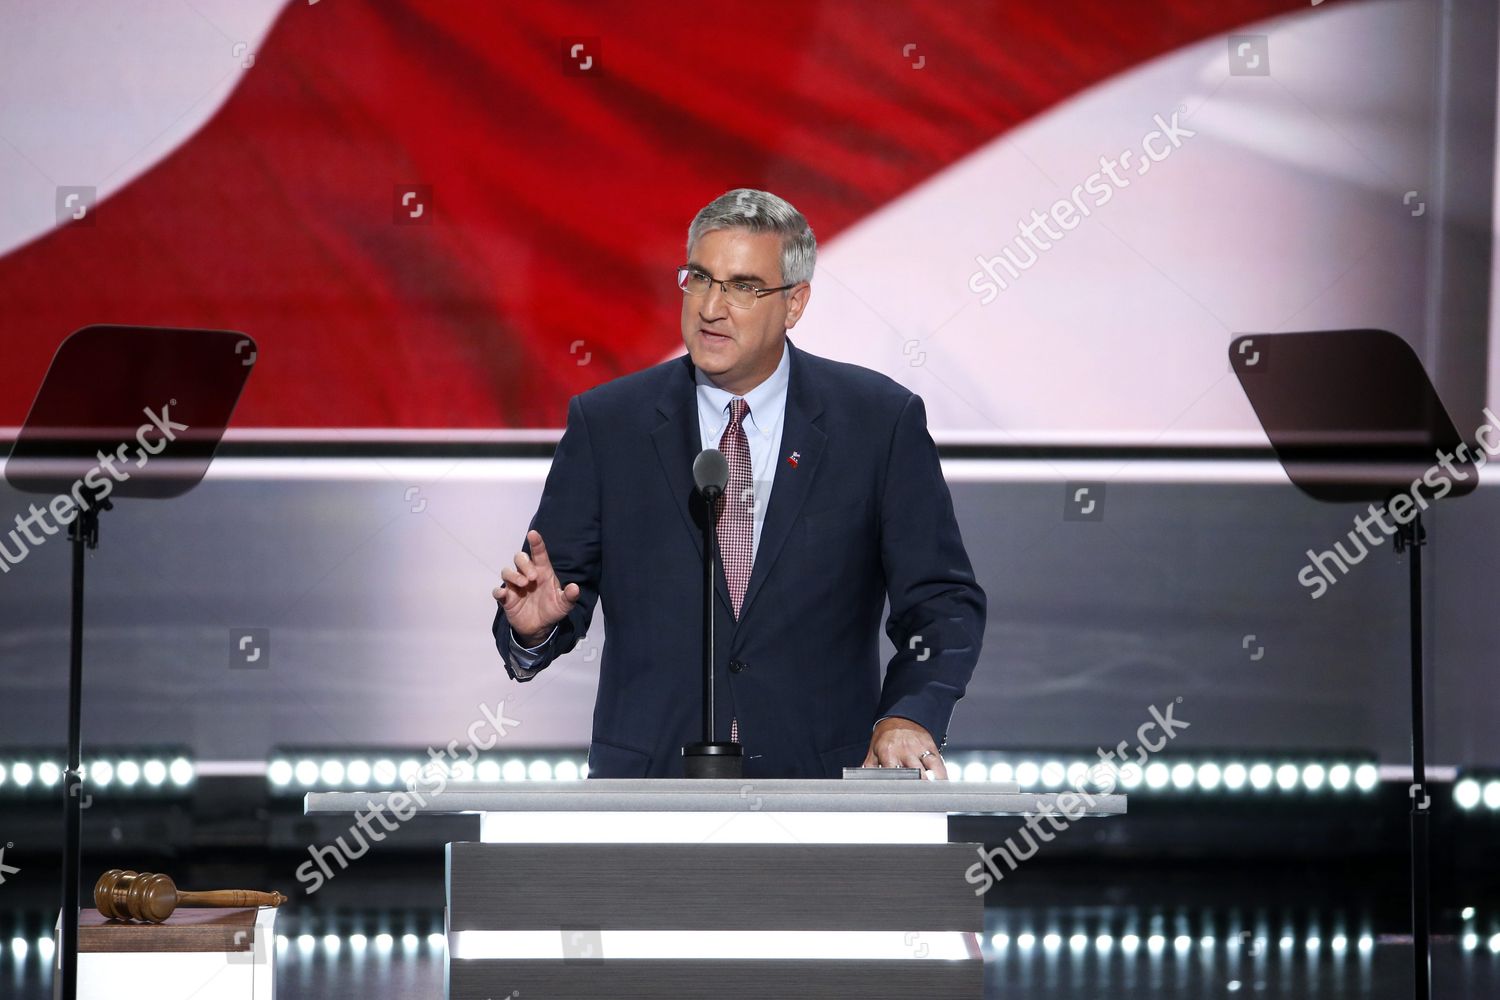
[{"xmin": 700, "ymin": 282, "xmax": 731, "ymax": 319}]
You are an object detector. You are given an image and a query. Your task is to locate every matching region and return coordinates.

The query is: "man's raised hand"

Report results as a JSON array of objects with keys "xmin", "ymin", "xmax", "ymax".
[{"xmin": 493, "ymin": 529, "xmax": 579, "ymax": 645}]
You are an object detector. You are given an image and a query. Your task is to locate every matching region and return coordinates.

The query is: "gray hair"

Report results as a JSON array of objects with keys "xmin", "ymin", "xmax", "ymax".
[{"xmin": 686, "ymin": 188, "xmax": 816, "ymax": 287}]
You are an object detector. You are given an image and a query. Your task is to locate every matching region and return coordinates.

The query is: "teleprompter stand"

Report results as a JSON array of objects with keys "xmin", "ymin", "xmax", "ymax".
[
  {"xmin": 5, "ymin": 325, "xmax": 255, "ymax": 1000},
  {"xmin": 1231, "ymin": 329, "xmax": 1478, "ymax": 1000}
]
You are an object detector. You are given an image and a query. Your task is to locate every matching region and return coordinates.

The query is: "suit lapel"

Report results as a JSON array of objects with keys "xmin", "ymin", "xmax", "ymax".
[
  {"xmin": 652, "ymin": 353, "xmax": 733, "ymax": 616},
  {"xmin": 739, "ymin": 338, "xmax": 825, "ymax": 622}
]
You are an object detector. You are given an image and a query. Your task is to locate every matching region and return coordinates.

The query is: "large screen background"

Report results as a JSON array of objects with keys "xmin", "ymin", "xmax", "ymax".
[{"xmin": 1, "ymin": 0, "xmax": 1496, "ymax": 771}]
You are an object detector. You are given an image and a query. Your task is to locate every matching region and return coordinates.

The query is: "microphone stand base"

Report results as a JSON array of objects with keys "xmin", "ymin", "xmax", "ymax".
[{"xmin": 681, "ymin": 742, "xmax": 743, "ymax": 779}]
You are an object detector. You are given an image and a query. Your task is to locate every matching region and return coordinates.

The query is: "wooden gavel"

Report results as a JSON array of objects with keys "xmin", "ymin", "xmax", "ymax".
[{"xmin": 94, "ymin": 870, "xmax": 286, "ymax": 923}]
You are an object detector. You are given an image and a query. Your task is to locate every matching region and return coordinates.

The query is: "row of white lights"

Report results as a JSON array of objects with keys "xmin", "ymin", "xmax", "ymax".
[
  {"xmin": 984, "ymin": 932, "xmax": 1386, "ymax": 955},
  {"xmin": 1453, "ymin": 778, "xmax": 1500, "ymax": 810},
  {"xmin": 266, "ymin": 756, "xmax": 1381, "ymax": 793},
  {"xmin": 268, "ymin": 756, "xmax": 590, "ymax": 790},
  {"xmin": 0, "ymin": 758, "xmax": 193, "ymax": 791},
  {"xmin": 14, "ymin": 755, "xmax": 1492, "ymax": 803},
  {"xmin": 1462, "ymin": 904, "xmax": 1499, "ymax": 951},
  {"xmin": 16, "ymin": 932, "xmax": 1500, "ymax": 962},
  {"xmin": 6, "ymin": 933, "xmax": 449, "ymax": 963},
  {"xmin": 278, "ymin": 932, "xmax": 447, "ymax": 956},
  {"xmin": 950, "ymin": 758, "xmax": 1379, "ymax": 794}
]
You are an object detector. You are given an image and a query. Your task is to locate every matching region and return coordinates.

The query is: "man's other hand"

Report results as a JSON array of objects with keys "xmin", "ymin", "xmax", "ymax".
[
  {"xmin": 863, "ymin": 716, "xmax": 947, "ymax": 779},
  {"xmin": 493, "ymin": 529, "xmax": 579, "ymax": 645}
]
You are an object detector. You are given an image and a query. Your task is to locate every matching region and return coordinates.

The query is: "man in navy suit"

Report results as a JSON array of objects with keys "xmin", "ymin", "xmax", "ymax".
[{"xmin": 492, "ymin": 189, "xmax": 985, "ymax": 779}]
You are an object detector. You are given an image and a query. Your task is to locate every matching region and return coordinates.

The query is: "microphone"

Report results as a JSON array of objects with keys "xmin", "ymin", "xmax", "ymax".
[
  {"xmin": 682, "ymin": 448, "xmax": 742, "ymax": 778},
  {"xmin": 693, "ymin": 448, "xmax": 729, "ymax": 500}
]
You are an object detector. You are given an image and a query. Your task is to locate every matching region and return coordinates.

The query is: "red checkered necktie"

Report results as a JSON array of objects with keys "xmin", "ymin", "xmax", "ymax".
[
  {"xmin": 718, "ymin": 397, "xmax": 753, "ymax": 747},
  {"xmin": 717, "ymin": 397, "xmax": 754, "ymax": 619}
]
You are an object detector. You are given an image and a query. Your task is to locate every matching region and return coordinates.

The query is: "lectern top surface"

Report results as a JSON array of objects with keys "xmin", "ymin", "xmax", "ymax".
[{"xmin": 303, "ymin": 778, "xmax": 1125, "ymax": 817}]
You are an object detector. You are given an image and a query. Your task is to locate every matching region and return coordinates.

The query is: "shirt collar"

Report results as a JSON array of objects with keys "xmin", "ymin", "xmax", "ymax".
[{"xmin": 694, "ymin": 337, "xmax": 790, "ymax": 437}]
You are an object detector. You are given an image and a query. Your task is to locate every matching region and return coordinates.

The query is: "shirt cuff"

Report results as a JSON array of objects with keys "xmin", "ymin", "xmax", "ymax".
[{"xmin": 508, "ymin": 624, "xmax": 558, "ymax": 678}]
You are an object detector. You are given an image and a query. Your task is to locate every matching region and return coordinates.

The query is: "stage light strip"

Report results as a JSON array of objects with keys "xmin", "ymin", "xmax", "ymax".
[
  {"xmin": 23, "ymin": 929, "xmax": 1500, "ymax": 964},
  {"xmin": 945, "ymin": 754, "xmax": 1380, "ymax": 795},
  {"xmin": 265, "ymin": 752, "xmax": 590, "ymax": 795},
  {"xmin": 263, "ymin": 750, "xmax": 1399, "ymax": 796},
  {"xmin": 1, "ymin": 751, "xmax": 1478, "ymax": 805},
  {"xmin": 15, "ymin": 910, "xmax": 1500, "ymax": 964},
  {"xmin": 264, "ymin": 753, "xmax": 1376, "ymax": 795},
  {"xmin": 1453, "ymin": 774, "xmax": 1500, "ymax": 811},
  {"xmin": 0, "ymin": 756, "xmax": 193, "ymax": 794},
  {"xmin": 984, "ymin": 931, "xmax": 1380, "ymax": 957},
  {"xmin": 448, "ymin": 930, "xmax": 977, "ymax": 961},
  {"xmin": 478, "ymin": 810, "xmax": 948, "ymax": 845}
]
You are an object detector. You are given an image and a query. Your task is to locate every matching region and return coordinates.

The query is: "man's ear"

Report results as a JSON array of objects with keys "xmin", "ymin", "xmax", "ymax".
[{"xmin": 784, "ymin": 282, "xmax": 812, "ymax": 329}]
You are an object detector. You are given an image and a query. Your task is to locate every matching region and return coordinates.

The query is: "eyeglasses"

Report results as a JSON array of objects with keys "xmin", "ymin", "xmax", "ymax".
[{"xmin": 677, "ymin": 265, "xmax": 798, "ymax": 310}]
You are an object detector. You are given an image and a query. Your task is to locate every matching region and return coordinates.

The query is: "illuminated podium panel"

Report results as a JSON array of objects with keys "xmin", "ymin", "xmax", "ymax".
[
  {"xmin": 306, "ymin": 779, "xmax": 1125, "ymax": 999},
  {"xmin": 60, "ymin": 907, "xmax": 277, "ymax": 1000}
]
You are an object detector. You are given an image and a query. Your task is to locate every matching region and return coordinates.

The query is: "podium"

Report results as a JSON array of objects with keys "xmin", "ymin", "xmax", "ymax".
[{"xmin": 307, "ymin": 779, "xmax": 1126, "ymax": 999}]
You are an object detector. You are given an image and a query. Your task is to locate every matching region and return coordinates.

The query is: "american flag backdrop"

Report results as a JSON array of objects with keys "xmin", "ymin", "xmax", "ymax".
[{"xmin": 6, "ymin": 0, "xmax": 1462, "ymax": 443}]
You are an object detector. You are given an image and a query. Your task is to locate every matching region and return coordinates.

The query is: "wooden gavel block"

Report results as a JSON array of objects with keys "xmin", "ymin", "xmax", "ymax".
[{"xmin": 94, "ymin": 870, "xmax": 286, "ymax": 924}]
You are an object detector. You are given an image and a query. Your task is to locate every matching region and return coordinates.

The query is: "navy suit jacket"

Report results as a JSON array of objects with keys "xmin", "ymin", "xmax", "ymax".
[{"xmin": 492, "ymin": 336, "xmax": 986, "ymax": 778}]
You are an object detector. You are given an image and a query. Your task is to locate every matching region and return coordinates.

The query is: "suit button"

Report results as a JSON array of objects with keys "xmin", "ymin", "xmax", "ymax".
[{"xmin": 729, "ymin": 659, "xmax": 747, "ymax": 673}]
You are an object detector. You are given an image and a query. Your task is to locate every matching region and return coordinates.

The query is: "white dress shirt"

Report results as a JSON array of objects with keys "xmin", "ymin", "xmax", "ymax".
[{"xmin": 691, "ymin": 335, "xmax": 790, "ymax": 560}]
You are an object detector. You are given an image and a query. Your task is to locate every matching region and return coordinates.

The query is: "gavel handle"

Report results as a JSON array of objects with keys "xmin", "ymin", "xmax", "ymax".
[{"xmin": 176, "ymin": 890, "xmax": 286, "ymax": 909}]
